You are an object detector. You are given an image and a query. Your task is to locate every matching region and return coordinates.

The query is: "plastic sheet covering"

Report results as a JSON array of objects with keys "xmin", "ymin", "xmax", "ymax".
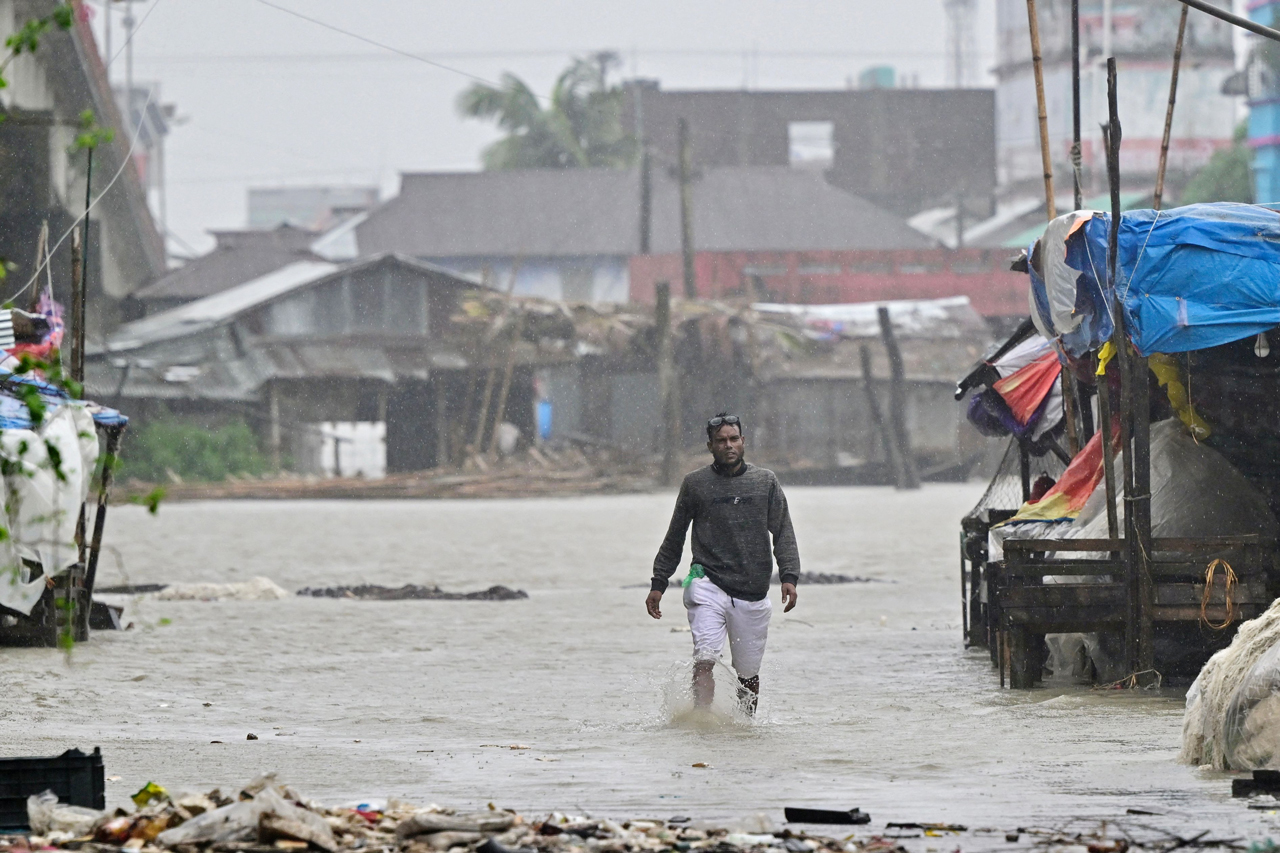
[
  {"xmin": 1030, "ymin": 203, "xmax": 1280, "ymax": 357},
  {"xmin": 1182, "ymin": 597, "xmax": 1280, "ymax": 769},
  {"xmin": 999, "ymin": 427, "xmax": 1114, "ymax": 524},
  {"xmin": 992, "ymin": 351, "xmax": 1060, "ymax": 426},
  {"xmin": 964, "ymin": 334, "xmax": 1064, "ymax": 442},
  {"xmin": 990, "ymin": 419, "xmax": 1277, "ymax": 560},
  {"xmin": 1029, "ymin": 211, "xmax": 1100, "ymax": 340},
  {"xmin": 0, "ymin": 404, "xmax": 99, "ymax": 617}
]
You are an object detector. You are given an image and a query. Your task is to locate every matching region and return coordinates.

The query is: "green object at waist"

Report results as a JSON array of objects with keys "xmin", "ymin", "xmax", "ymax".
[{"xmin": 681, "ymin": 564, "xmax": 706, "ymax": 587}]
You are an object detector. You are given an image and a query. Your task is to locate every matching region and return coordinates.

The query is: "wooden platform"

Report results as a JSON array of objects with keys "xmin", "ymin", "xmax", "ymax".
[{"xmin": 984, "ymin": 535, "xmax": 1276, "ymax": 687}]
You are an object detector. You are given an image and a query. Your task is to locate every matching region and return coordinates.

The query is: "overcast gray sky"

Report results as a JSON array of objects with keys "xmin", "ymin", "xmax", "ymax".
[{"xmin": 91, "ymin": 0, "xmax": 998, "ymax": 256}]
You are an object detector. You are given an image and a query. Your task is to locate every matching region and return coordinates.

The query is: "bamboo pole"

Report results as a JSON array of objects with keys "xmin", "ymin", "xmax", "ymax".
[
  {"xmin": 1027, "ymin": 0, "xmax": 1057, "ymax": 220},
  {"xmin": 76, "ymin": 148, "xmax": 92, "ymax": 387},
  {"xmin": 1153, "ymin": 5, "xmax": 1188, "ymax": 211},
  {"xmin": 69, "ymin": 229, "xmax": 82, "ymax": 375},
  {"xmin": 1071, "ymin": 0, "xmax": 1083, "ymax": 211}
]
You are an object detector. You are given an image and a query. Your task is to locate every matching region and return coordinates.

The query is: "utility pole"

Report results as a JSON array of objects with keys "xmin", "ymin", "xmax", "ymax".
[
  {"xmin": 125, "ymin": 0, "xmax": 134, "ymax": 105},
  {"xmin": 1071, "ymin": 0, "xmax": 1082, "ymax": 211},
  {"xmin": 104, "ymin": 0, "xmax": 112, "ymax": 83},
  {"xmin": 656, "ymin": 282, "xmax": 680, "ymax": 486},
  {"xmin": 677, "ymin": 118, "xmax": 697, "ymax": 300}
]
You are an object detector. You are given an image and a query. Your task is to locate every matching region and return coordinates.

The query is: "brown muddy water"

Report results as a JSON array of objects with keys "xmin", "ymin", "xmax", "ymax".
[{"xmin": 0, "ymin": 485, "xmax": 1275, "ymax": 837}]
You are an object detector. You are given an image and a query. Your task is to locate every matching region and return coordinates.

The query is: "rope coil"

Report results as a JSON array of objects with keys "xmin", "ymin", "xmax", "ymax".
[{"xmin": 1200, "ymin": 558, "xmax": 1238, "ymax": 630}]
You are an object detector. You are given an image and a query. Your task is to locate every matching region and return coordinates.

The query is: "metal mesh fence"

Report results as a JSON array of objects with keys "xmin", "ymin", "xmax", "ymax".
[{"xmin": 963, "ymin": 437, "xmax": 1069, "ymax": 520}]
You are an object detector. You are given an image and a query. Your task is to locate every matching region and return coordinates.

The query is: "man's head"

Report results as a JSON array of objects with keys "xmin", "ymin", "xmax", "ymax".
[{"xmin": 706, "ymin": 412, "xmax": 745, "ymax": 469}]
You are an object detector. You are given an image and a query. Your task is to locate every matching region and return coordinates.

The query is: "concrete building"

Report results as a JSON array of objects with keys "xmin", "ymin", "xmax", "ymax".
[
  {"xmin": 623, "ymin": 82, "xmax": 997, "ymax": 218},
  {"xmin": 0, "ymin": 0, "xmax": 165, "ymax": 335},
  {"xmin": 995, "ymin": 0, "xmax": 1237, "ymax": 192}
]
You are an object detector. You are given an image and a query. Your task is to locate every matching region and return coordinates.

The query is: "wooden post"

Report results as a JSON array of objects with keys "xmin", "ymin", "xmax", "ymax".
[
  {"xmin": 1098, "ymin": 371, "xmax": 1120, "ymax": 540},
  {"xmin": 471, "ymin": 368, "xmax": 497, "ymax": 453},
  {"xmin": 1027, "ymin": 0, "xmax": 1057, "ymax": 220},
  {"xmin": 657, "ymin": 282, "xmax": 681, "ymax": 486},
  {"xmin": 487, "ymin": 311, "xmax": 526, "ymax": 457},
  {"xmin": 1063, "ymin": 371, "xmax": 1080, "ymax": 456},
  {"xmin": 434, "ymin": 376, "xmax": 449, "ymax": 468},
  {"xmin": 268, "ymin": 381, "xmax": 282, "ymax": 470},
  {"xmin": 1105, "ymin": 56, "xmax": 1150, "ymax": 679},
  {"xmin": 1131, "ymin": 350, "xmax": 1155, "ymax": 678},
  {"xmin": 1153, "ymin": 4, "xmax": 1188, "ymax": 211},
  {"xmin": 1071, "ymin": 0, "xmax": 1083, "ymax": 211},
  {"xmin": 81, "ymin": 423, "xmax": 125, "ymax": 637},
  {"xmin": 859, "ymin": 343, "xmax": 905, "ymax": 484},
  {"xmin": 677, "ymin": 118, "xmax": 697, "ymax": 300},
  {"xmin": 877, "ymin": 306, "xmax": 920, "ymax": 490}
]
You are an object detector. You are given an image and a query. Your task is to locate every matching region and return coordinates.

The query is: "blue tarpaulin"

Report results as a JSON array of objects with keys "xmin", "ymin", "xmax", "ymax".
[
  {"xmin": 0, "ymin": 369, "xmax": 127, "ymax": 430},
  {"xmin": 1032, "ymin": 203, "xmax": 1280, "ymax": 356}
]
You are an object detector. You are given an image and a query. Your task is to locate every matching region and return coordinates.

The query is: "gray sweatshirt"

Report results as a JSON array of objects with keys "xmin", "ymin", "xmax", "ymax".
[{"xmin": 651, "ymin": 462, "xmax": 801, "ymax": 602}]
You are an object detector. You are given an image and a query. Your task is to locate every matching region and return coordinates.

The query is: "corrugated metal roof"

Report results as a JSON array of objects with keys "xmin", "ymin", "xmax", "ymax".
[
  {"xmin": 103, "ymin": 254, "xmax": 483, "ymax": 353},
  {"xmin": 109, "ymin": 261, "xmax": 339, "ymax": 351}
]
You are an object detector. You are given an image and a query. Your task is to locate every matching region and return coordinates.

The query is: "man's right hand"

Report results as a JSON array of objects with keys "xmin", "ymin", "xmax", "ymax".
[{"xmin": 646, "ymin": 589, "xmax": 663, "ymax": 619}]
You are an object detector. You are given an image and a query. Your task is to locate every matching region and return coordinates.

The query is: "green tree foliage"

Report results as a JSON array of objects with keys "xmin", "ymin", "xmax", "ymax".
[
  {"xmin": 122, "ymin": 417, "xmax": 267, "ymax": 483},
  {"xmin": 457, "ymin": 51, "xmax": 638, "ymax": 170},
  {"xmin": 1181, "ymin": 123, "xmax": 1254, "ymax": 206}
]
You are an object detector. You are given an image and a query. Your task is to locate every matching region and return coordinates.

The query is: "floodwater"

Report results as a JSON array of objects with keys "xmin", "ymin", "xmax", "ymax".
[{"xmin": 0, "ymin": 485, "xmax": 1274, "ymax": 837}]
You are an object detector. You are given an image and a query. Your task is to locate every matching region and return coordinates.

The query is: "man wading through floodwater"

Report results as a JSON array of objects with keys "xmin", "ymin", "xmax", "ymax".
[{"xmin": 645, "ymin": 413, "xmax": 800, "ymax": 714}]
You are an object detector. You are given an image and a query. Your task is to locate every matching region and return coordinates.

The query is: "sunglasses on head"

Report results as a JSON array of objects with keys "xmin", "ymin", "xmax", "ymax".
[{"xmin": 707, "ymin": 415, "xmax": 740, "ymax": 429}]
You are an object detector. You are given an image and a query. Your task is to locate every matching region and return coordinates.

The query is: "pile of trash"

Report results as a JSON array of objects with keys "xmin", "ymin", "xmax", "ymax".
[
  {"xmin": 296, "ymin": 584, "xmax": 529, "ymax": 601},
  {"xmin": 4, "ymin": 776, "xmax": 901, "ymax": 853}
]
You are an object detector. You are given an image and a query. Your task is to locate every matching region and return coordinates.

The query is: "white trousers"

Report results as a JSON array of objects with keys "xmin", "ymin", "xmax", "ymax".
[{"xmin": 682, "ymin": 577, "xmax": 772, "ymax": 678}]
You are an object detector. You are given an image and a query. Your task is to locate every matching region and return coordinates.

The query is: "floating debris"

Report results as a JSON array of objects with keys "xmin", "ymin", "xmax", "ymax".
[{"xmin": 297, "ymin": 584, "xmax": 528, "ymax": 601}]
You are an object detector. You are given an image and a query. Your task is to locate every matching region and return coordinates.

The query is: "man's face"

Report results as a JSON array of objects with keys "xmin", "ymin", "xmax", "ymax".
[{"xmin": 708, "ymin": 424, "xmax": 745, "ymax": 468}]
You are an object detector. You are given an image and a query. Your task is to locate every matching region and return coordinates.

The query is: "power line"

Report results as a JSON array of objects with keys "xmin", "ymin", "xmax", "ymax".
[
  {"xmin": 107, "ymin": 0, "xmax": 163, "ymax": 70},
  {"xmin": 252, "ymin": 0, "xmax": 547, "ymax": 101},
  {"xmin": 132, "ymin": 47, "xmax": 968, "ymax": 64}
]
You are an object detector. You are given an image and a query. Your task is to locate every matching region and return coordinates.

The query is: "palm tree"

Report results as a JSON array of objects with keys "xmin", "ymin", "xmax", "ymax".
[{"xmin": 457, "ymin": 52, "xmax": 638, "ymax": 170}]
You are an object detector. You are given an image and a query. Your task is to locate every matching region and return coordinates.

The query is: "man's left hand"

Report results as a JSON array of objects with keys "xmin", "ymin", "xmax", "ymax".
[{"xmin": 780, "ymin": 582, "xmax": 797, "ymax": 612}]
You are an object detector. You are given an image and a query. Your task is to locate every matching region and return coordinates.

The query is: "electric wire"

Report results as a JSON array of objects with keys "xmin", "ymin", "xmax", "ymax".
[
  {"xmin": 106, "ymin": 0, "xmax": 163, "ymax": 70},
  {"xmin": 252, "ymin": 0, "xmax": 548, "ymax": 102}
]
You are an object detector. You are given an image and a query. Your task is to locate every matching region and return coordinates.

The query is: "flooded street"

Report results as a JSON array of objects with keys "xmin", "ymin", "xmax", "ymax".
[{"xmin": 0, "ymin": 485, "xmax": 1270, "ymax": 836}]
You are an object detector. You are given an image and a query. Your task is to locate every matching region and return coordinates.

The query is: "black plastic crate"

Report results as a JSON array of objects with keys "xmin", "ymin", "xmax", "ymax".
[{"xmin": 0, "ymin": 748, "xmax": 104, "ymax": 830}]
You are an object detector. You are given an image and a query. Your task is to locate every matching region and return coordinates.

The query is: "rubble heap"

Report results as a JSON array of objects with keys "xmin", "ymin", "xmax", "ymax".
[{"xmin": 3, "ymin": 778, "xmax": 902, "ymax": 853}]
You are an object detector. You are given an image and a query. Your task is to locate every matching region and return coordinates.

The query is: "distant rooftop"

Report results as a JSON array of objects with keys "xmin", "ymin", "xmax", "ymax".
[{"xmin": 356, "ymin": 165, "xmax": 935, "ymax": 260}]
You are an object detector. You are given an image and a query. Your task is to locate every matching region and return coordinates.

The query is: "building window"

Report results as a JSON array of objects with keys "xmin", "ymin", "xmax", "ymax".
[{"xmin": 788, "ymin": 121, "xmax": 834, "ymax": 170}]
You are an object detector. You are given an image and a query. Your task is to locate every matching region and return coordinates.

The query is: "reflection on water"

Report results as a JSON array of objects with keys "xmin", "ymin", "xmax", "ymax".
[{"xmin": 0, "ymin": 486, "xmax": 1270, "ymax": 836}]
